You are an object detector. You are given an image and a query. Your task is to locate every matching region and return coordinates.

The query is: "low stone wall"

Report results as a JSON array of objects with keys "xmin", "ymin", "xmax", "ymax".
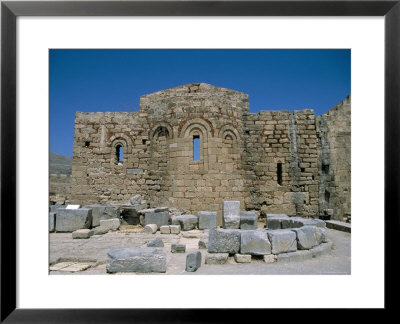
[{"xmin": 205, "ymin": 215, "xmax": 330, "ymax": 264}]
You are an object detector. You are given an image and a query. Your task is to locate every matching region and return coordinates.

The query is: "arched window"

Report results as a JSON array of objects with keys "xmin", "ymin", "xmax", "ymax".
[
  {"xmin": 116, "ymin": 144, "xmax": 123, "ymax": 164},
  {"xmin": 224, "ymin": 134, "xmax": 233, "ymax": 148},
  {"xmin": 108, "ymin": 134, "xmax": 131, "ymax": 166},
  {"xmin": 193, "ymin": 135, "xmax": 200, "ymax": 161}
]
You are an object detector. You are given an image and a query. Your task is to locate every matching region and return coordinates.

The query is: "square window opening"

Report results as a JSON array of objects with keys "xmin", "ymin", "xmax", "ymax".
[{"xmin": 277, "ymin": 162, "xmax": 282, "ymax": 185}]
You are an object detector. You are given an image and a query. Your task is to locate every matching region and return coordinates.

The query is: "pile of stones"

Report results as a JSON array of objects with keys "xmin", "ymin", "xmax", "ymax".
[
  {"xmin": 140, "ymin": 209, "xmax": 217, "ymax": 234},
  {"xmin": 204, "ymin": 202, "xmax": 330, "ymax": 265},
  {"xmin": 49, "ymin": 203, "xmax": 121, "ymax": 238},
  {"xmin": 50, "ymin": 198, "xmax": 332, "ymax": 274}
]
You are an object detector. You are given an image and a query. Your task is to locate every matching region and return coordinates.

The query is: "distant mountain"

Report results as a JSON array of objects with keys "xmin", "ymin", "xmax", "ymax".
[{"xmin": 49, "ymin": 152, "xmax": 72, "ymax": 175}]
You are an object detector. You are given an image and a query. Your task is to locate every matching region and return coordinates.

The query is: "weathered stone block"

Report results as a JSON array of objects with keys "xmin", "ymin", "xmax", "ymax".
[
  {"xmin": 145, "ymin": 212, "xmax": 169, "ymax": 229},
  {"xmin": 171, "ymin": 214, "xmax": 198, "ymax": 231},
  {"xmin": 223, "ymin": 215, "xmax": 240, "ymax": 229},
  {"xmin": 240, "ymin": 230, "xmax": 271, "ymax": 255},
  {"xmin": 198, "ymin": 211, "xmax": 217, "ymax": 230},
  {"xmin": 281, "ymin": 217, "xmax": 326, "ymax": 229},
  {"xmin": 99, "ymin": 218, "xmax": 120, "ymax": 231},
  {"xmin": 310, "ymin": 241, "xmax": 333, "ymax": 257},
  {"xmin": 292, "ymin": 226, "xmax": 319, "ymax": 250},
  {"xmin": 281, "ymin": 218, "xmax": 299, "ymax": 229},
  {"xmin": 143, "ymin": 224, "xmax": 158, "ymax": 234},
  {"xmin": 205, "ymin": 253, "xmax": 229, "ymax": 265},
  {"xmin": 266, "ymin": 218, "xmax": 281, "ymax": 230},
  {"xmin": 171, "ymin": 243, "xmax": 186, "ymax": 253},
  {"xmin": 325, "ymin": 220, "xmax": 351, "ymax": 233},
  {"xmin": 93, "ymin": 226, "xmax": 109, "ymax": 235},
  {"xmin": 223, "ymin": 200, "xmax": 240, "ymax": 216},
  {"xmin": 222, "ymin": 201, "xmax": 240, "ymax": 229},
  {"xmin": 263, "ymin": 254, "xmax": 277, "ymax": 263},
  {"xmin": 169, "ymin": 225, "xmax": 181, "ymax": 234},
  {"xmin": 234, "ymin": 254, "xmax": 251, "ymax": 263},
  {"xmin": 267, "ymin": 229, "xmax": 297, "ymax": 254},
  {"xmin": 315, "ymin": 227, "xmax": 328, "ymax": 244},
  {"xmin": 301, "ymin": 218, "xmax": 326, "ymax": 228},
  {"xmin": 55, "ymin": 208, "xmax": 92, "ymax": 232},
  {"xmin": 50, "ymin": 205, "xmax": 66, "ymax": 213},
  {"xmin": 160, "ymin": 225, "xmax": 170, "ymax": 234},
  {"xmin": 139, "ymin": 208, "xmax": 156, "ymax": 214},
  {"xmin": 240, "ymin": 211, "xmax": 258, "ymax": 230},
  {"xmin": 198, "ymin": 232, "xmax": 209, "ymax": 249},
  {"xmin": 267, "ymin": 214, "xmax": 289, "ymax": 218},
  {"xmin": 83, "ymin": 205, "xmax": 120, "ymax": 227},
  {"xmin": 154, "ymin": 207, "xmax": 169, "ymax": 212},
  {"xmin": 106, "ymin": 247, "xmax": 167, "ymax": 273},
  {"xmin": 72, "ymin": 229, "xmax": 94, "ymax": 239},
  {"xmin": 147, "ymin": 238, "xmax": 164, "ymax": 247},
  {"xmin": 49, "ymin": 212, "xmax": 56, "ymax": 232},
  {"xmin": 130, "ymin": 194, "xmax": 142, "ymax": 205},
  {"xmin": 208, "ymin": 228, "xmax": 241, "ymax": 254},
  {"xmin": 186, "ymin": 251, "xmax": 202, "ymax": 272},
  {"xmin": 266, "ymin": 214, "xmax": 289, "ymax": 230}
]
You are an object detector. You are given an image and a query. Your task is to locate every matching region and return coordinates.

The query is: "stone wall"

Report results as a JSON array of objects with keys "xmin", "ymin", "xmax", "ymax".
[
  {"xmin": 242, "ymin": 109, "xmax": 319, "ymax": 217},
  {"xmin": 316, "ymin": 95, "xmax": 351, "ymax": 221},
  {"xmin": 70, "ymin": 83, "xmax": 350, "ymax": 224}
]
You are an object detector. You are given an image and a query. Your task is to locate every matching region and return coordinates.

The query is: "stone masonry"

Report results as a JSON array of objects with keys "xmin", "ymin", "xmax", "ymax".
[
  {"xmin": 70, "ymin": 83, "xmax": 351, "ymax": 223},
  {"xmin": 316, "ymin": 95, "xmax": 351, "ymax": 221}
]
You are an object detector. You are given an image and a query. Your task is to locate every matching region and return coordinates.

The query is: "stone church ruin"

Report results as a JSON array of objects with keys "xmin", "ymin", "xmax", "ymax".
[{"xmin": 70, "ymin": 83, "xmax": 351, "ymax": 224}]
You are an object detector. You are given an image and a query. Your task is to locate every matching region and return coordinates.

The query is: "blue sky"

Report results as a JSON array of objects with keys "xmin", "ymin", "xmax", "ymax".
[{"xmin": 50, "ymin": 49, "xmax": 350, "ymax": 157}]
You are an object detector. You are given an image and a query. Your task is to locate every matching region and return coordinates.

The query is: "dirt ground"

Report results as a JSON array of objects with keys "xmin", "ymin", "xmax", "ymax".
[{"xmin": 49, "ymin": 224, "xmax": 351, "ymax": 275}]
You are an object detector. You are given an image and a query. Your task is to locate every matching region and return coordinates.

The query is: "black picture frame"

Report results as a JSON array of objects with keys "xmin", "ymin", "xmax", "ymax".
[{"xmin": 1, "ymin": 0, "xmax": 398, "ymax": 321}]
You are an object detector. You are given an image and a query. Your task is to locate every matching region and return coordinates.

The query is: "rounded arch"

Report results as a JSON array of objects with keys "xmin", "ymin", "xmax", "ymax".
[
  {"xmin": 150, "ymin": 122, "xmax": 173, "ymax": 140},
  {"xmin": 219, "ymin": 124, "xmax": 241, "ymax": 171},
  {"xmin": 108, "ymin": 133, "xmax": 133, "ymax": 154},
  {"xmin": 179, "ymin": 118, "xmax": 213, "ymax": 138},
  {"xmin": 148, "ymin": 123, "xmax": 170, "ymax": 178},
  {"xmin": 218, "ymin": 124, "xmax": 241, "ymax": 141}
]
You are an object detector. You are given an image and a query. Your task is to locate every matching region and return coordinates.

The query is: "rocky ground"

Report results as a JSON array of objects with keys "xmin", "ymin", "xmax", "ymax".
[{"xmin": 49, "ymin": 226, "xmax": 351, "ymax": 275}]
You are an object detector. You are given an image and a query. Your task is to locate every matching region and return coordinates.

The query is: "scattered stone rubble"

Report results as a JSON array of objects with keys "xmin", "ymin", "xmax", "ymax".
[{"xmin": 49, "ymin": 198, "xmax": 333, "ymax": 274}]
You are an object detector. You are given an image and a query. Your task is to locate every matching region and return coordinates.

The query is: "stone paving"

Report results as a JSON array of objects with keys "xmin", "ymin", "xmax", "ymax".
[{"xmin": 49, "ymin": 227, "xmax": 350, "ymax": 275}]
